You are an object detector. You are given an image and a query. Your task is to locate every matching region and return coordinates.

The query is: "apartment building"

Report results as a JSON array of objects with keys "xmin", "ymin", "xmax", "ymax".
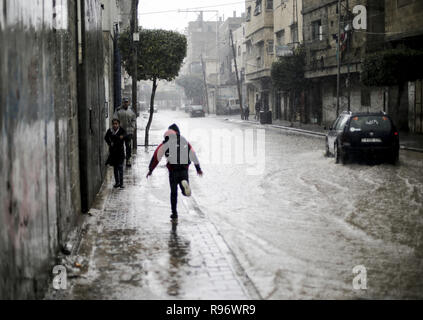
[
  {"xmin": 245, "ymin": 0, "xmax": 275, "ymax": 114},
  {"xmin": 302, "ymin": 0, "xmax": 385, "ymax": 126}
]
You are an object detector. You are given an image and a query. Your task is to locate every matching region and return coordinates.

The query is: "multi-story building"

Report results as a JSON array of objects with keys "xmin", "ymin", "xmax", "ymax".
[
  {"xmin": 302, "ymin": 0, "xmax": 385, "ymax": 127},
  {"xmin": 185, "ymin": 13, "xmax": 221, "ymax": 112},
  {"xmin": 245, "ymin": 0, "xmax": 275, "ymax": 114}
]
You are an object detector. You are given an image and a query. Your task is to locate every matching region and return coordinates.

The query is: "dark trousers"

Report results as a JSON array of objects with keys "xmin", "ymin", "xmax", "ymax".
[
  {"xmin": 169, "ymin": 169, "xmax": 189, "ymax": 215},
  {"xmin": 125, "ymin": 134, "xmax": 134, "ymax": 161},
  {"xmin": 114, "ymin": 164, "xmax": 124, "ymax": 186}
]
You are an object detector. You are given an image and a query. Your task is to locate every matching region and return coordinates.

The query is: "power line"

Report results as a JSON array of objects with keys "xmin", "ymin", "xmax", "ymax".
[{"xmin": 139, "ymin": 1, "xmax": 249, "ymax": 16}]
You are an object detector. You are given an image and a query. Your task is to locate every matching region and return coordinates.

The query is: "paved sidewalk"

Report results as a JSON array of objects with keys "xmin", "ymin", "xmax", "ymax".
[{"xmin": 46, "ymin": 150, "xmax": 252, "ymax": 300}]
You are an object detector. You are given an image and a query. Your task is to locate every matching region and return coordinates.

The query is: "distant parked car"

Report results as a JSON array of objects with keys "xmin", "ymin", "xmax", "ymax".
[
  {"xmin": 185, "ymin": 105, "xmax": 192, "ymax": 113},
  {"xmin": 326, "ymin": 111, "xmax": 400, "ymax": 164},
  {"xmin": 190, "ymin": 105, "xmax": 205, "ymax": 118}
]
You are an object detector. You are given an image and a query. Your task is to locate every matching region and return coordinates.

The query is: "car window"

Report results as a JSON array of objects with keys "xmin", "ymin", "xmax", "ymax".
[
  {"xmin": 337, "ymin": 116, "xmax": 349, "ymax": 130},
  {"xmin": 350, "ymin": 116, "xmax": 392, "ymax": 132},
  {"xmin": 331, "ymin": 117, "xmax": 341, "ymax": 130},
  {"xmin": 334, "ymin": 116, "xmax": 348, "ymax": 130},
  {"xmin": 191, "ymin": 106, "xmax": 203, "ymax": 111}
]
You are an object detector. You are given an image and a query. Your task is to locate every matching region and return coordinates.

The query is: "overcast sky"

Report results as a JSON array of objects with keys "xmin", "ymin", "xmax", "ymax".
[{"xmin": 138, "ymin": 0, "xmax": 246, "ymax": 33}]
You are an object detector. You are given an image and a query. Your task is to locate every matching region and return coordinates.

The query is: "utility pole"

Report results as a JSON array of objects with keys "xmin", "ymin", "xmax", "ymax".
[
  {"xmin": 230, "ymin": 29, "xmax": 243, "ymax": 118},
  {"xmin": 200, "ymin": 54, "xmax": 210, "ymax": 113},
  {"xmin": 336, "ymin": 0, "xmax": 341, "ymax": 117},
  {"xmin": 346, "ymin": 0, "xmax": 351, "ymax": 112},
  {"xmin": 130, "ymin": 0, "xmax": 139, "ymax": 150}
]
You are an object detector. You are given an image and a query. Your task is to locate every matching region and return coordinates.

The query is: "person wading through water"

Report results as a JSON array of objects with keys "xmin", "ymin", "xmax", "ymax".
[{"xmin": 146, "ymin": 124, "xmax": 203, "ymax": 221}]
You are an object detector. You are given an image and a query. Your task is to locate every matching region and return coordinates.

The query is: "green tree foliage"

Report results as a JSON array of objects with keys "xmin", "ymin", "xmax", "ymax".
[
  {"xmin": 119, "ymin": 29, "xmax": 187, "ymax": 147},
  {"xmin": 362, "ymin": 48, "xmax": 423, "ymax": 131},
  {"xmin": 176, "ymin": 75, "xmax": 205, "ymax": 104},
  {"xmin": 361, "ymin": 48, "xmax": 423, "ymax": 87},
  {"xmin": 271, "ymin": 46, "xmax": 308, "ymax": 122},
  {"xmin": 271, "ymin": 46, "xmax": 307, "ymax": 92}
]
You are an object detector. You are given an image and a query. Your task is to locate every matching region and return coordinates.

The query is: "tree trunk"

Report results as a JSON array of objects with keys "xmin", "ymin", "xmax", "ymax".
[
  {"xmin": 145, "ymin": 78, "xmax": 158, "ymax": 149},
  {"xmin": 289, "ymin": 90, "xmax": 295, "ymax": 125}
]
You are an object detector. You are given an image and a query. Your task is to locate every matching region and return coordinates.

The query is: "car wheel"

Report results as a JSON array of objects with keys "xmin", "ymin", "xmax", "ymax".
[
  {"xmin": 325, "ymin": 140, "xmax": 331, "ymax": 157},
  {"xmin": 334, "ymin": 143, "xmax": 340, "ymax": 164},
  {"xmin": 335, "ymin": 142, "xmax": 347, "ymax": 164},
  {"xmin": 390, "ymin": 149, "xmax": 399, "ymax": 165}
]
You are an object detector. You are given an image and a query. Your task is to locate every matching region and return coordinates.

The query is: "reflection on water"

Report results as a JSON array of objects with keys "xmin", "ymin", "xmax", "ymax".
[{"xmin": 167, "ymin": 223, "xmax": 191, "ymax": 297}]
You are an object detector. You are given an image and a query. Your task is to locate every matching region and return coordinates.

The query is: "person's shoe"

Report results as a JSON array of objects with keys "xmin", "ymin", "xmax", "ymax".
[
  {"xmin": 181, "ymin": 180, "xmax": 191, "ymax": 197},
  {"xmin": 120, "ymin": 185, "xmax": 125, "ymax": 189},
  {"xmin": 113, "ymin": 184, "xmax": 120, "ymax": 189}
]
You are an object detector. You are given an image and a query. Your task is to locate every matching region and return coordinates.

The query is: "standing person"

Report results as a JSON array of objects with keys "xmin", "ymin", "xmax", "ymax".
[
  {"xmin": 244, "ymin": 105, "xmax": 250, "ymax": 121},
  {"xmin": 114, "ymin": 97, "xmax": 136, "ymax": 167},
  {"xmin": 146, "ymin": 124, "xmax": 204, "ymax": 222},
  {"xmin": 105, "ymin": 119, "xmax": 127, "ymax": 189},
  {"xmin": 255, "ymin": 99, "xmax": 261, "ymax": 121}
]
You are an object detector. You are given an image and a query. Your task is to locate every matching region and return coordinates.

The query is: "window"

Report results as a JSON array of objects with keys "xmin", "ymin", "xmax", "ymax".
[
  {"xmin": 247, "ymin": 41, "xmax": 252, "ymax": 55},
  {"xmin": 312, "ymin": 20, "xmax": 322, "ymax": 41},
  {"xmin": 350, "ymin": 116, "xmax": 392, "ymax": 132},
  {"xmin": 336, "ymin": 116, "xmax": 349, "ymax": 130},
  {"xmin": 254, "ymin": 0, "xmax": 262, "ymax": 16},
  {"xmin": 238, "ymin": 45, "xmax": 241, "ymax": 56},
  {"xmin": 276, "ymin": 30, "xmax": 285, "ymax": 45},
  {"xmin": 290, "ymin": 23, "xmax": 299, "ymax": 43},
  {"xmin": 246, "ymin": 7, "xmax": 252, "ymax": 21},
  {"xmin": 267, "ymin": 40, "xmax": 274, "ymax": 54},
  {"xmin": 266, "ymin": 0, "xmax": 273, "ymax": 10},
  {"xmin": 257, "ymin": 42, "xmax": 264, "ymax": 67}
]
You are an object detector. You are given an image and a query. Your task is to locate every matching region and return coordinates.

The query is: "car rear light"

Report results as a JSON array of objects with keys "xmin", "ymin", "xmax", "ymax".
[{"xmin": 394, "ymin": 132, "xmax": 399, "ymax": 136}]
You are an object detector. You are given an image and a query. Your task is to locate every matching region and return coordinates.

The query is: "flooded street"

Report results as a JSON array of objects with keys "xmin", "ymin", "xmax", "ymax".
[
  {"xmin": 145, "ymin": 111, "xmax": 423, "ymax": 299},
  {"xmin": 46, "ymin": 110, "xmax": 423, "ymax": 300}
]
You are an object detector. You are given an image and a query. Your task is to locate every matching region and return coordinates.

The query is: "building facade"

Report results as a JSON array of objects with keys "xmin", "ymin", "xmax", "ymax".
[
  {"xmin": 302, "ymin": 0, "xmax": 385, "ymax": 127},
  {"xmin": 245, "ymin": 0, "xmax": 276, "ymax": 115}
]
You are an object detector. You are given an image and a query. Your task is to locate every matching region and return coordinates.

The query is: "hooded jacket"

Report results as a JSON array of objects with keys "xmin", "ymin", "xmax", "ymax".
[{"xmin": 148, "ymin": 124, "xmax": 202, "ymax": 174}]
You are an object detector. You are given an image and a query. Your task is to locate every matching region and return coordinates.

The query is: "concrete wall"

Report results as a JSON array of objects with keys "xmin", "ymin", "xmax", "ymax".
[
  {"xmin": 78, "ymin": 0, "xmax": 107, "ymax": 213},
  {"xmin": 0, "ymin": 0, "xmax": 80, "ymax": 299},
  {"xmin": 321, "ymin": 79, "xmax": 386, "ymax": 127},
  {"xmin": 385, "ymin": 0, "xmax": 423, "ymax": 39},
  {"xmin": 0, "ymin": 0, "xmax": 108, "ymax": 299},
  {"xmin": 273, "ymin": 0, "xmax": 303, "ymax": 45}
]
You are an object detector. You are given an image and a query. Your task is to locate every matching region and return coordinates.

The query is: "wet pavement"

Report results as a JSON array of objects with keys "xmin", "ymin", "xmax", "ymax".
[{"xmin": 47, "ymin": 110, "xmax": 423, "ymax": 300}]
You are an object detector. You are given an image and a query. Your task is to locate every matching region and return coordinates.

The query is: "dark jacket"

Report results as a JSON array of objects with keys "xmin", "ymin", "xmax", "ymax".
[{"xmin": 105, "ymin": 127, "xmax": 127, "ymax": 166}]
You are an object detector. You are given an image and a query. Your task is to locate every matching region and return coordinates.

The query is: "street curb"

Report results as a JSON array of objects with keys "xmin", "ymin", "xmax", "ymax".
[{"xmin": 223, "ymin": 118, "xmax": 423, "ymax": 153}]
